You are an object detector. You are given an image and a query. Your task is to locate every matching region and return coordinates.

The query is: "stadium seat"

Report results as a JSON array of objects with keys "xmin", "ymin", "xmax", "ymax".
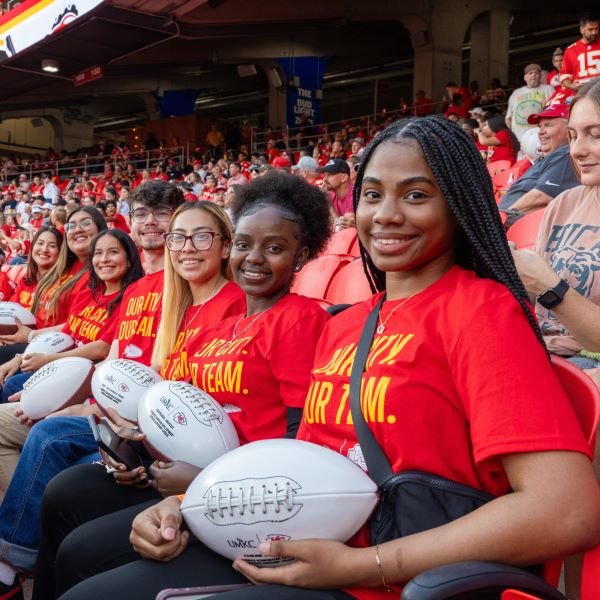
[
  {"xmin": 322, "ymin": 228, "xmax": 359, "ymax": 257},
  {"xmin": 325, "ymin": 258, "xmax": 373, "ymax": 305},
  {"xmin": 400, "ymin": 355, "xmax": 600, "ymax": 600},
  {"xmin": 506, "ymin": 209, "xmax": 545, "ymax": 250},
  {"xmin": 487, "ymin": 160, "xmax": 512, "ymax": 178},
  {"xmin": 290, "ymin": 254, "xmax": 353, "ymax": 301},
  {"xmin": 7, "ymin": 265, "xmax": 26, "ymax": 284}
]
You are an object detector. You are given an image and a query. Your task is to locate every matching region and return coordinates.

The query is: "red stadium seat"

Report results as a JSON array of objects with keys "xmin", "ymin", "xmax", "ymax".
[
  {"xmin": 487, "ymin": 160, "xmax": 512, "ymax": 178},
  {"xmin": 322, "ymin": 228, "xmax": 359, "ymax": 257},
  {"xmin": 506, "ymin": 209, "xmax": 545, "ymax": 250},
  {"xmin": 7, "ymin": 265, "xmax": 26, "ymax": 284},
  {"xmin": 325, "ymin": 258, "xmax": 373, "ymax": 305},
  {"xmin": 290, "ymin": 254, "xmax": 353, "ymax": 301}
]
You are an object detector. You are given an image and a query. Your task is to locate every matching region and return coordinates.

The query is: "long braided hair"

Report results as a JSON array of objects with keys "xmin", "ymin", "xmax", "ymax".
[{"xmin": 353, "ymin": 116, "xmax": 546, "ymax": 350}]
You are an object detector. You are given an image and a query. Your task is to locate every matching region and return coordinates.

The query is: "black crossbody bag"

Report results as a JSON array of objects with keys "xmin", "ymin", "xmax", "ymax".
[{"xmin": 349, "ymin": 297, "xmax": 495, "ymax": 544}]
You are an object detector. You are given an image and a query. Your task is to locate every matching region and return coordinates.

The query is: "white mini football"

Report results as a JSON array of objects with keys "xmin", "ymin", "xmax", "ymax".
[
  {"xmin": 25, "ymin": 332, "xmax": 76, "ymax": 355},
  {"xmin": 92, "ymin": 359, "xmax": 163, "ymax": 422},
  {"xmin": 0, "ymin": 302, "xmax": 37, "ymax": 334},
  {"xmin": 20, "ymin": 357, "xmax": 94, "ymax": 421},
  {"xmin": 181, "ymin": 439, "xmax": 378, "ymax": 565},
  {"xmin": 137, "ymin": 381, "xmax": 239, "ymax": 468}
]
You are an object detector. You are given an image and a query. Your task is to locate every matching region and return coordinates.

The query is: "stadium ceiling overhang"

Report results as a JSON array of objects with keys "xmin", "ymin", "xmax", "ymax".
[{"xmin": 0, "ymin": 0, "xmax": 207, "ymax": 104}]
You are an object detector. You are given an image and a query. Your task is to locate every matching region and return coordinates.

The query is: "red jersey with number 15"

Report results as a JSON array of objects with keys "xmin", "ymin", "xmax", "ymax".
[{"xmin": 560, "ymin": 39, "xmax": 600, "ymax": 85}]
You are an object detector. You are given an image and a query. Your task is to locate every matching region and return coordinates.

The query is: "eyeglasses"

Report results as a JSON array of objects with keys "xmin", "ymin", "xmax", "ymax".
[
  {"xmin": 164, "ymin": 232, "xmax": 221, "ymax": 252},
  {"xmin": 65, "ymin": 218, "xmax": 95, "ymax": 232},
  {"xmin": 130, "ymin": 207, "xmax": 174, "ymax": 223}
]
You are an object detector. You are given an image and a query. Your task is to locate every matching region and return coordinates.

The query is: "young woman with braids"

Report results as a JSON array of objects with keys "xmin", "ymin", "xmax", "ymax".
[{"xmin": 58, "ymin": 118, "xmax": 599, "ymax": 600}]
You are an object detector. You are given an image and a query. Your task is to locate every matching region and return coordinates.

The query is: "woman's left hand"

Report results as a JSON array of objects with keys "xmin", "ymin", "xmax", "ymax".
[
  {"xmin": 232, "ymin": 539, "xmax": 376, "ymax": 589},
  {"xmin": 20, "ymin": 352, "xmax": 51, "ymax": 372},
  {"xmin": 149, "ymin": 460, "xmax": 201, "ymax": 497}
]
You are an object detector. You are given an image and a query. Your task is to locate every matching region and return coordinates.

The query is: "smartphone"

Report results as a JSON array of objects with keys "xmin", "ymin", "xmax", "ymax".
[
  {"xmin": 155, "ymin": 584, "xmax": 252, "ymax": 600},
  {"xmin": 88, "ymin": 415, "xmax": 143, "ymax": 470}
]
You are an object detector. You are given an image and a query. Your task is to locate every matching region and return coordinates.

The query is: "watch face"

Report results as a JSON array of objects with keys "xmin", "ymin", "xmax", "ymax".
[{"xmin": 539, "ymin": 289, "xmax": 561, "ymax": 309}]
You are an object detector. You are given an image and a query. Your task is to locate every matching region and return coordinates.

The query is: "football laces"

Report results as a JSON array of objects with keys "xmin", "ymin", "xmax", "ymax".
[{"xmin": 206, "ymin": 481, "xmax": 296, "ymax": 518}]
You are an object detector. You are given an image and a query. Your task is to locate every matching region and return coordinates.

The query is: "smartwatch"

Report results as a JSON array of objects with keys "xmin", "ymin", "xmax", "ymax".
[{"xmin": 537, "ymin": 279, "xmax": 569, "ymax": 310}]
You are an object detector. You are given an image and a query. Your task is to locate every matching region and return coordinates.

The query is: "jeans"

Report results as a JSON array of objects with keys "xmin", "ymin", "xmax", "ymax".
[
  {"xmin": 1, "ymin": 372, "xmax": 33, "ymax": 403},
  {"xmin": 566, "ymin": 356, "xmax": 600, "ymax": 370},
  {"xmin": 0, "ymin": 416, "xmax": 99, "ymax": 572}
]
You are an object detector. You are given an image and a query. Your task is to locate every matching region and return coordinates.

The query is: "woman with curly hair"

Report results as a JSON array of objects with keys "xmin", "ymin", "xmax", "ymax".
[{"xmin": 35, "ymin": 170, "xmax": 334, "ymax": 600}]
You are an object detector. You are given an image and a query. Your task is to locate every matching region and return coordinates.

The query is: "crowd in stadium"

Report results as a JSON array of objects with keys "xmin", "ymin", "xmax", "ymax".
[{"xmin": 0, "ymin": 11, "xmax": 597, "ymax": 600}]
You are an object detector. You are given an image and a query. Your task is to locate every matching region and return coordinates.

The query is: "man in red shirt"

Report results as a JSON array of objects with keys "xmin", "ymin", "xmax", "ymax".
[
  {"xmin": 560, "ymin": 15, "xmax": 600, "ymax": 93},
  {"xmin": 412, "ymin": 89, "xmax": 435, "ymax": 116}
]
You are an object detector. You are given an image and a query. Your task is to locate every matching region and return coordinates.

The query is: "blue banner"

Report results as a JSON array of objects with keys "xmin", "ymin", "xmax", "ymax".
[{"xmin": 276, "ymin": 57, "xmax": 329, "ymax": 128}]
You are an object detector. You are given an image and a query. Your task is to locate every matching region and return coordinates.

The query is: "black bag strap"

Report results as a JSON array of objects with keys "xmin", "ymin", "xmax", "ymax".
[{"xmin": 349, "ymin": 295, "xmax": 394, "ymax": 486}]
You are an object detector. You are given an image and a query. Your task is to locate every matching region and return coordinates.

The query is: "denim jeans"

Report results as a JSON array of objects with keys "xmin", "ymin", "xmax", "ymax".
[
  {"xmin": 0, "ymin": 416, "xmax": 99, "ymax": 572},
  {"xmin": 566, "ymin": 356, "xmax": 600, "ymax": 370},
  {"xmin": 1, "ymin": 371, "xmax": 33, "ymax": 403}
]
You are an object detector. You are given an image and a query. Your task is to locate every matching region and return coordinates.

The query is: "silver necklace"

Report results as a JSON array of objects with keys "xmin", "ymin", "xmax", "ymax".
[
  {"xmin": 229, "ymin": 309, "xmax": 268, "ymax": 343},
  {"xmin": 376, "ymin": 296, "xmax": 413, "ymax": 334}
]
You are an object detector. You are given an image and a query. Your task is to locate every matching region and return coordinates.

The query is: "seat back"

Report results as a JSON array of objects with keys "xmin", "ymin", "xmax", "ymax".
[
  {"xmin": 506, "ymin": 209, "xmax": 545, "ymax": 250},
  {"xmin": 325, "ymin": 258, "xmax": 373, "ymax": 305},
  {"xmin": 290, "ymin": 254, "xmax": 352, "ymax": 301},
  {"xmin": 322, "ymin": 227, "xmax": 359, "ymax": 257},
  {"xmin": 487, "ymin": 160, "xmax": 512, "ymax": 178}
]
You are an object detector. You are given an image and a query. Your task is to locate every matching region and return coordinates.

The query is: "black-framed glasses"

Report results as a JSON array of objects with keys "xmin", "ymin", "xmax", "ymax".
[
  {"xmin": 65, "ymin": 218, "xmax": 95, "ymax": 232},
  {"xmin": 130, "ymin": 207, "xmax": 174, "ymax": 223},
  {"xmin": 164, "ymin": 232, "xmax": 221, "ymax": 252}
]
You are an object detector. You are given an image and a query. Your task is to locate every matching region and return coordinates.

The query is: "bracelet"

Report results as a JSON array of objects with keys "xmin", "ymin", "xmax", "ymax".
[{"xmin": 375, "ymin": 545, "xmax": 392, "ymax": 592}]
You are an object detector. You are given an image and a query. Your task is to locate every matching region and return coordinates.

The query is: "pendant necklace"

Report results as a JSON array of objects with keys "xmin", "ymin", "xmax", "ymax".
[
  {"xmin": 228, "ymin": 309, "xmax": 269, "ymax": 344},
  {"xmin": 376, "ymin": 295, "xmax": 413, "ymax": 334}
]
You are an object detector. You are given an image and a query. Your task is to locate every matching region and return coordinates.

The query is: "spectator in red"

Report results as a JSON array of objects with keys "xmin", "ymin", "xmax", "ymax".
[
  {"xmin": 291, "ymin": 156, "xmax": 322, "ymax": 186},
  {"xmin": 321, "ymin": 158, "xmax": 355, "ymax": 228},
  {"xmin": 412, "ymin": 89, "xmax": 435, "ymax": 116},
  {"xmin": 547, "ymin": 47, "xmax": 564, "ymax": 89},
  {"xmin": 265, "ymin": 139, "xmax": 280, "ymax": 162},
  {"xmin": 445, "ymin": 81, "xmax": 471, "ymax": 111},
  {"xmin": 560, "ymin": 15, "xmax": 600, "ymax": 94},
  {"xmin": 104, "ymin": 200, "xmax": 130, "ymax": 233},
  {"xmin": 476, "ymin": 115, "xmax": 520, "ymax": 165},
  {"xmin": 29, "ymin": 205, "xmax": 44, "ymax": 232},
  {"xmin": 272, "ymin": 156, "xmax": 292, "ymax": 171}
]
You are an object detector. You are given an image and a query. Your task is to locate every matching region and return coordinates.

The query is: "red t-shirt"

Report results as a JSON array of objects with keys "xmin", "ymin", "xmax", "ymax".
[
  {"xmin": 35, "ymin": 262, "xmax": 88, "ymax": 327},
  {"xmin": 487, "ymin": 129, "xmax": 515, "ymax": 164},
  {"xmin": 560, "ymin": 38, "xmax": 600, "ymax": 86},
  {"xmin": 108, "ymin": 213, "xmax": 130, "ymax": 234},
  {"xmin": 329, "ymin": 183, "xmax": 355, "ymax": 217},
  {"xmin": 298, "ymin": 266, "xmax": 589, "ymax": 600},
  {"xmin": 160, "ymin": 281, "xmax": 246, "ymax": 381},
  {"xmin": 62, "ymin": 287, "xmax": 121, "ymax": 345},
  {"xmin": 12, "ymin": 278, "xmax": 36, "ymax": 309},
  {"xmin": 8, "ymin": 239, "xmax": 30, "ymax": 261},
  {"xmin": 115, "ymin": 271, "xmax": 164, "ymax": 365},
  {"xmin": 188, "ymin": 294, "xmax": 330, "ymax": 445},
  {"xmin": 0, "ymin": 272, "xmax": 16, "ymax": 302}
]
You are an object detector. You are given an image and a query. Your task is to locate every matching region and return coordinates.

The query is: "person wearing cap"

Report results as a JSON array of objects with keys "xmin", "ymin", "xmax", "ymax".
[
  {"xmin": 41, "ymin": 174, "xmax": 59, "ymax": 203},
  {"xmin": 349, "ymin": 137, "xmax": 365, "ymax": 157},
  {"xmin": 291, "ymin": 156, "xmax": 322, "ymax": 186},
  {"xmin": 499, "ymin": 104, "xmax": 578, "ymax": 224},
  {"xmin": 28, "ymin": 204, "xmax": 44, "ymax": 230},
  {"xmin": 321, "ymin": 158, "xmax": 355, "ymax": 228},
  {"xmin": 272, "ymin": 156, "xmax": 292, "ymax": 171},
  {"xmin": 506, "ymin": 65, "xmax": 554, "ymax": 142}
]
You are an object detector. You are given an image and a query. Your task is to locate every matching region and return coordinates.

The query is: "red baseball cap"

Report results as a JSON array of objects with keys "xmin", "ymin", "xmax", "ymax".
[
  {"xmin": 527, "ymin": 104, "xmax": 569, "ymax": 124},
  {"xmin": 272, "ymin": 156, "xmax": 291, "ymax": 169}
]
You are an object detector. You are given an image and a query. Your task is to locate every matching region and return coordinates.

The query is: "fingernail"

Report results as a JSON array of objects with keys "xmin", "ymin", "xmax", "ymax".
[
  {"xmin": 258, "ymin": 542, "xmax": 271, "ymax": 554},
  {"xmin": 164, "ymin": 527, "xmax": 175, "ymax": 540}
]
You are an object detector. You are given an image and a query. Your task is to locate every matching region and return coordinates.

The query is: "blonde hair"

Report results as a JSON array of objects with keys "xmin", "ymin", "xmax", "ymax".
[{"xmin": 151, "ymin": 201, "xmax": 233, "ymax": 367}]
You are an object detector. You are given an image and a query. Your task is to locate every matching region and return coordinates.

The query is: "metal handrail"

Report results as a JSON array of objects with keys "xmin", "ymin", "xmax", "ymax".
[{"xmin": 0, "ymin": 146, "xmax": 186, "ymax": 184}]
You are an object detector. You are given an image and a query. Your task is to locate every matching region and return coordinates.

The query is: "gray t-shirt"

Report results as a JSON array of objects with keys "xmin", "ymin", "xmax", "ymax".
[{"xmin": 499, "ymin": 145, "xmax": 579, "ymax": 212}]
